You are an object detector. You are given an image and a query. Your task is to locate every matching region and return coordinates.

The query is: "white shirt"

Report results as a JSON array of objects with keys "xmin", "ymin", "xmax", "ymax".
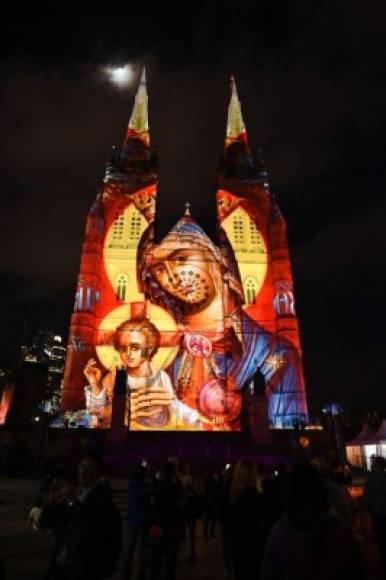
[
  {"xmin": 84, "ymin": 384, "xmax": 108, "ymax": 409},
  {"xmin": 126, "ymin": 366, "xmax": 201, "ymax": 429}
]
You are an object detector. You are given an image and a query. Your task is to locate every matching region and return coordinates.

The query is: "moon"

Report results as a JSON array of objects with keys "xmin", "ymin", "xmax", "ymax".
[{"xmin": 105, "ymin": 64, "xmax": 134, "ymax": 87}]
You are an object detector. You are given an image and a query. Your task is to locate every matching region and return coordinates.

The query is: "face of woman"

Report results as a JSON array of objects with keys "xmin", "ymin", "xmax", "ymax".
[{"xmin": 150, "ymin": 248, "xmax": 217, "ymax": 308}]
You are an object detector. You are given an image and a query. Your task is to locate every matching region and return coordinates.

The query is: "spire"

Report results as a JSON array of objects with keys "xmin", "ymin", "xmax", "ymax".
[
  {"xmin": 124, "ymin": 68, "xmax": 149, "ymax": 147},
  {"xmin": 103, "ymin": 145, "xmax": 118, "ymax": 183},
  {"xmin": 184, "ymin": 201, "xmax": 191, "ymax": 216},
  {"xmin": 225, "ymin": 75, "xmax": 248, "ymax": 150}
]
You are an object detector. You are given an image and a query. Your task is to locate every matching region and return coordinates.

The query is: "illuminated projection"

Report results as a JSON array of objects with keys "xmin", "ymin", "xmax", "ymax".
[{"xmin": 59, "ymin": 71, "xmax": 308, "ymax": 430}]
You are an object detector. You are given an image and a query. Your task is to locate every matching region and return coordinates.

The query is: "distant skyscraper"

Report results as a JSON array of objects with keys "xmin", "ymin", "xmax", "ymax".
[
  {"xmin": 60, "ymin": 71, "xmax": 308, "ymax": 432},
  {"xmin": 21, "ymin": 331, "xmax": 66, "ymax": 412}
]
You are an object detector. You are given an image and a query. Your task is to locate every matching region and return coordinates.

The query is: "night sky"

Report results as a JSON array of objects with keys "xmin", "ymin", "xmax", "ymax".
[{"xmin": 1, "ymin": 1, "xmax": 386, "ymax": 414}]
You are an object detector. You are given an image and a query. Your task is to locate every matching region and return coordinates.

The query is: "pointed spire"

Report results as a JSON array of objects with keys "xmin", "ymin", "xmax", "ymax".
[
  {"xmin": 124, "ymin": 68, "xmax": 149, "ymax": 147},
  {"xmin": 184, "ymin": 201, "xmax": 191, "ymax": 216},
  {"xmin": 225, "ymin": 75, "xmax": 248, "ymax": 149},
  {"xmin": 103, "ymin": 145, "xmax": 118, "ymax": 183}
]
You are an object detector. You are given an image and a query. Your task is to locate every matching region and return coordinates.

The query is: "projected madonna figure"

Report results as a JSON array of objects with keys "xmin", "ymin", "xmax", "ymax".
[{"xmin": 138, "ymin": 211, "xmax": 307, "ymax": 429}]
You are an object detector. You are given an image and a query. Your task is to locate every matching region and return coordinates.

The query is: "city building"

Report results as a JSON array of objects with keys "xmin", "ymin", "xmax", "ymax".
[{"xmin": 21, "ymin": 331, "xmax": 66, "ymax": 413}]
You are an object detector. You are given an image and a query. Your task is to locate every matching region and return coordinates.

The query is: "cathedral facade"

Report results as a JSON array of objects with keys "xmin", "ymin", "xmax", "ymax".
[{"xmin": 60, "ymin": 71, "xmax": 308, "ymax": 432}]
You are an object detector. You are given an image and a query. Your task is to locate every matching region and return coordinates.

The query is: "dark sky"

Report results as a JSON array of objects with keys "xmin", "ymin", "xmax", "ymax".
[{"xmin": 1, "ymin": 1, "xmax": 386, "ymax": 414}]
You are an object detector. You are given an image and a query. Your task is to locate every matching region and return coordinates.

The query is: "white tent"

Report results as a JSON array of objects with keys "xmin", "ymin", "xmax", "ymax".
[
  {"xmin": 346, "ymin": 423, "xmax": 375, "ymax": 469},
  {"xmin": 346, "ymin": 420, "xmax": 386, "ymax": 470}
]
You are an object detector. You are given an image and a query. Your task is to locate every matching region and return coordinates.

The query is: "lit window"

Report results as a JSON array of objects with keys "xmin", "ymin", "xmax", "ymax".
[
  {"xmin": 250, "ymin": 222, "xmax": 259, "ymax": 245},
  {"xmin": 233, "ymin": 216, "xmax": 244, "ymax": 244},
  {"xmin": 245, "ymin": 277, "xmax": 258, "ymax": 305},
  {"xmin": 129, "ymin": 216, "xmax": 142, "ymax": 240},
  {"xmin": 116, "ymin": 274, "xmax": 128, "ymax": 301},
  {"xmin": 112, "ymin": 213, "xmax": 125, "ymax": 240}
]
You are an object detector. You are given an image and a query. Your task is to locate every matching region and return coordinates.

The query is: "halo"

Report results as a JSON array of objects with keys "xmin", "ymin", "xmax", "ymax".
[{"xmin": 96, "ymin": 303, "xmax": 178, "ymax": 371}]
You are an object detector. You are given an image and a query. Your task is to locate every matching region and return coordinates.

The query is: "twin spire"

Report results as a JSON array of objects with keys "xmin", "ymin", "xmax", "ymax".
[
  {"xmin": 124, "ymin": 68, "xmax": 150, "ymax": 147},
  {"xmin": 225, "ymin": 75, "xmax": 248, "ymax": 149},
  {"xmin": 123, "ymin": 69, "xmax": 249, "ymax": 152}
]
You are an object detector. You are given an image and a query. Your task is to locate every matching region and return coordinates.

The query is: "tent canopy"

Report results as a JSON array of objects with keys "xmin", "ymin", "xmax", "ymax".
[
  {"xmin": 367, "ymin": 419, "xmax": 386, "ymax": 444},
  {"xmin": 346, "ymin": 422, "xmax": 376, "ymax": 446}
]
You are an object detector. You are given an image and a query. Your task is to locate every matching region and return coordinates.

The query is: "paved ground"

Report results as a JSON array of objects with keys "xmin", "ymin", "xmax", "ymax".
[
  {"xmin": 0, "ymin": 478, "xmax": 225, "ymax": 580},
  {"xmin": 1, "ymin": 478, "xmax": 385, "ymax": 580}
]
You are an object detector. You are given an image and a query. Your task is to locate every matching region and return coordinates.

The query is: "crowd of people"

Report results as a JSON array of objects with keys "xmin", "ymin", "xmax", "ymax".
[{"xmin": 14, "ymin": 452, "xmax": 386, "ymax": 580}]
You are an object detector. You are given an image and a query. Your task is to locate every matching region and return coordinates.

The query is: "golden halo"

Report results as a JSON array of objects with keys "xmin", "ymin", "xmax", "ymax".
[{"xmin": 96, "ymin": 303, "xmax": 178, "ymax": 371}]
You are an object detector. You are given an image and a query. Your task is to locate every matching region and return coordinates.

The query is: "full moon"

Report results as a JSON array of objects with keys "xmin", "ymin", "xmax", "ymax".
[{"xmin": 105, "ymin": 64, "xmax": 134, "ymax": 87}]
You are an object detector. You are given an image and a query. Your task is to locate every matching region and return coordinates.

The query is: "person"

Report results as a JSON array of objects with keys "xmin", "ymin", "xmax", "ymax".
[
  {"xmin": 228, "ymin": 459, "xmax": 263, "ymax": 580},
  {"xmin": 138, "ymin": 213, "xmax": 307, "ymax": 429},
  {"xmin": 364, "ymin": 455, "xmax": 386, "ymax": 567},
  {"xmin": 42, "ymin": 454, "xmax": 122, "ymax": 580},
  {"xmin": 67, "ymin": 454, "xmax": 122, "ymax": 580},
  {"xmin": 124, "ymin": 463, "xmax": 153, "ymax": 580},
  {"xmin": 84, "ymin": 317, "xmax": 205, "ymax": 430},
  {"xmin": 260, "ymin": 463, "xmax": 364, "ymax": 580},
  {"xmin": 40, "ymin": 476, "xmax": 78, "ymax": 579},
  {"xmin": 203, "ymin": 470, "xmax": 221, "ymax": 540},
  {"xmin": 261, "ymin": 463, "xmax": 287, "ymax": 544},
  {"xmin": 218, "ymin": 464, "xmax": 233, "ymax": 575},
  {"xmin": 310, "ymin": 456, "xmax": 353, "ymax": 528},
  {"xmin": 180, "ymin": 465, "xmax": 202, "ymax": 563},
  {"xmin": 26, "ymin": 497, "xmax": 43, "ymax": 531},
  {"xmin": 148, "ymin": 461, "xmax": 184, "ymax": 580}
]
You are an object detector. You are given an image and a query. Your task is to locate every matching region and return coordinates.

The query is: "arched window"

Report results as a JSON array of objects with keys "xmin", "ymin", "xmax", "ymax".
[
  {"xmin": 245, "ymin": 276, "xmax": 258, "ymax": 305},
  {"xmin": 74, "ymin": 286, "xmax": 83, "ymax": 311},
  {"xmin": 233, "ymin": 215, "xmax": 245, "ymax": 244},
  {"xmin": 116, "ymin": 274, "xmax": 128, "ymax": 301}
]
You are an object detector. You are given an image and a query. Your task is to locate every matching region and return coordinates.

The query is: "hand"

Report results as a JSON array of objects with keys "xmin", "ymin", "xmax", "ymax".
[
  {"xmin": 84, "ymin": 358, "xmax": 102, "ymax": 388},
  {"xmin": 102, "ymin": 368, "xmax": 116, "ymax": 400},
  {"xmin": 130, "ymin": 387, "xmax": 173, "ymax": 419}
]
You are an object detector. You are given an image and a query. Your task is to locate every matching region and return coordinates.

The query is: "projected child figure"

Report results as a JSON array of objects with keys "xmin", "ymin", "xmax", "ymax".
[{"xmin": 84, "ymin": 315, "xmax": 205, "ymax": 430}]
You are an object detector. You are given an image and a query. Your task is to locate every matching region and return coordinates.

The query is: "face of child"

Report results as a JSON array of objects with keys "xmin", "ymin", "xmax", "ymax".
[{"xmin": 117, "ymin": 330, "xmax": 148, "ymax": 370}]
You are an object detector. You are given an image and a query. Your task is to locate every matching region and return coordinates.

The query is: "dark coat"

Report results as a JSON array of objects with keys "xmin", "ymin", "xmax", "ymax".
[
  {"xmin": 65, "ymin": 485, "xmax": 122, "ymax": 580},
  {"xmin": 229, "ymin": 486, "xmax": 263, "ymax": 580}
]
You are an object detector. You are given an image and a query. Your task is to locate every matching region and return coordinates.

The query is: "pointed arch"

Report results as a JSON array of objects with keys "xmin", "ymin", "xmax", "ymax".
[
  {"xmin": 245, "ymin": 276, "xmax": 258, "ymax": 305},
  {"xmin": 116, "ymin": 273, "xmax": 129, "ymax": 301}
]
